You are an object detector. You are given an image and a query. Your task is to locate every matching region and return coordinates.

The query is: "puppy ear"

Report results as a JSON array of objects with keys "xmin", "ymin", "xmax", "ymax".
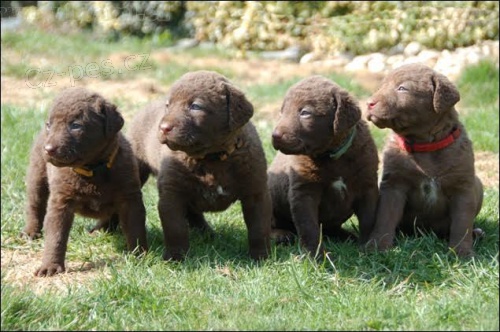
[
  {"xmin": 222, "ymin": 82, "xmax": 254, "ymax": 130},
  {"xmin": 333, "ymin": 89, "xmax": 361, "ymax": 133},
  {"xmin": 432, "ymin": 72, "xmax": 460, "ymax": 113},
  {"xmin": 95, "ymin": 97, "xmax": 124, "ymax": 136}
]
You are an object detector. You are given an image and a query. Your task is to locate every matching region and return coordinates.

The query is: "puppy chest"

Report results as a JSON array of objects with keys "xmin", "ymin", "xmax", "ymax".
[
  {"xmin": 71, "ymin": 185, "xmax": 117, "ymax": 217},
  {"xmin": 329, "ymin": 177, "xmax": 349, "ymax": 200},
  {"xmin": 317, "ymin": 176, "xmax": 352, "ymax": 204},
  {"xmin": 300, "ymin": 176, "xmax": 352, "ymax": 221},
  {"xmin": 191, "ymin": 184, "xmax": 237, "ymax": 211},
  {"xmin": 408, "ymin": 177, "xmax": 447, "ymax": 212},
  {"xmin": 191, "ymin": 171, "xmax": 238, "ymax": 211}
]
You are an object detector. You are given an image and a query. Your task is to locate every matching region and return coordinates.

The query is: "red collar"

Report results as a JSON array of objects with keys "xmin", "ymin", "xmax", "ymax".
[{"xmin": 395, "ymin": 127, "xmax": 461, "ymax": 153}]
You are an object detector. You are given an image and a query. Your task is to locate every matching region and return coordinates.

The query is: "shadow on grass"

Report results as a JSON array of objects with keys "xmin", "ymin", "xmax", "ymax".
[{"xmin": 100, "ymin": 201, "xmax": 498, "ymax": 289}]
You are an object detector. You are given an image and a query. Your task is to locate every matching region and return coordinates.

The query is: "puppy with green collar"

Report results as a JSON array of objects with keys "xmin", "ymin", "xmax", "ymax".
[{"xmin": 268, "ymin": 76, "xmax": 379, "ymax": 257}]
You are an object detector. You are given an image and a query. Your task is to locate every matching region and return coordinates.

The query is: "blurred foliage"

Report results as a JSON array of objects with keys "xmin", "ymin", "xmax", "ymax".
[
  {"xmin": 18, "ymin": 1, "xmax": 499, "ymax": 55},
  {"xmin": 20, "ymin": 1, "xmax": 185, "ymax": 40}
]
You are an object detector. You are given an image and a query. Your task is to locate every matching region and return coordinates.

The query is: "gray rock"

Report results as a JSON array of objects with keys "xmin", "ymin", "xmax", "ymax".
[
  {"xmin": 404, "ymin": 41, "xmax": 422, "ymax": 57},
  {"xmin": 259, "ymin": 45, "xmax": 305, "ymax": 62},
  {"xmin": 168, "ymin": 38, "xmax": 199, "ymax": 50}
]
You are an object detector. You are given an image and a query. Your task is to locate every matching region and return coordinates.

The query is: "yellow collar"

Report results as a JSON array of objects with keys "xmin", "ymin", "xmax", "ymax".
[
  {"xmin": 72, "ymin": 145, "xmax": 119, "ymax": 177},
  {"xmin": 201, "ymin": 137, "xmax": 243, "ymax": 161}
]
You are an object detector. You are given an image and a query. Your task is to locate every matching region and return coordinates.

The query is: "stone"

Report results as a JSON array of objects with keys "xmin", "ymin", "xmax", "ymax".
[{"xmin": 404, "ymin": 41, "xmax": 422, "ymax": 57}]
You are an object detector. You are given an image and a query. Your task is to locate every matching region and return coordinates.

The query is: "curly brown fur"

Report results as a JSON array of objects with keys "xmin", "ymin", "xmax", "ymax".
[
  {"xmin": 365, "ymin": 63, "xmax": 484, "ymax": 257},
  {"xmin": 128, "ymin": 70, "xmax": 271, "ymax": 261},
  {"xmin": 268, "ymin": 76, "xmax": 379, "ymax": 257},
  {"xmin": 23, "ymin": 87, "xmax": 148, "ymax": 277}
]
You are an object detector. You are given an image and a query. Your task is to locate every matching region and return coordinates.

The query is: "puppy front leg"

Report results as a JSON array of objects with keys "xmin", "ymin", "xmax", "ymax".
[
  {"xmin": 35, "ymin": 195, "xmax": 75, "ymax": 277},
  {"xmin": 289, "ymin": 187, "xmax": 322, "ymax": 256},
  {"xmin": 118, "ymin": 192, "xmax": 148, "ymax": 253},
  {"xmin": 158, "ymin": 192, "xmax": 189, "ymax": 261},
  {"xmin": 366, "ymin": 187, "xmax": 406, "ymax": 252},
  {"xmin": 354, "ymin": 185, "xmax": 379, "ymax": 244},
  {"xmin": 240, "ymin": 190, "xmax": 272, "ymax": 260},
  {"xmin": 23, "ymin": 149, "xmax": 49, "ymax": 239},
  {"xmin": 448, "ymin": 191, "xmax": 478, "ymax": 257}
]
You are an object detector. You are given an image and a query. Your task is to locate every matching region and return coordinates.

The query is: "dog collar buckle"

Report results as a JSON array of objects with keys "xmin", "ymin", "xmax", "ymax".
[
  {"xmin": 72, "ymin": 167, "xmax": 94, "ymax": 177},
  {"xmin": 203, "ymin": 138, "xmax": 243, "ymax": 161},
  {"xmin": 72, "ymin": 145, "xmax": 119, "ymax": 177}
]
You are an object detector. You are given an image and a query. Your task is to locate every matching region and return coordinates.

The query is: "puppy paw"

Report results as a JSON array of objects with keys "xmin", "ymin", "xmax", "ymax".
[
  {"xmin": 271, "ymin": 229, "xmax": 296, "ymax": 245},
  {"xmin": 250, "ymin": 248, "xmax": 269, "ymax": 261},
  {"xmin": 312, "ymin": 246, "xmax": 331, "ymax": 262},
  {"xmin": 163, "ymin": 250, "xmax": 185, "ymax": 262},
  {"xmin": 34, "ymin": 263, "xmax": 65, "ymax": 277},
  {"xmin": 364, "ymin": 237, "xmax": 393, "ymax": 253},
  {"xmin": 20, "ymin": 228, "xmax": 42, "ymax": 240},
  {"xmin": 449, "ymin": 244, "xmax": 474, "ymax": 258},
  {"xmin": 302, "ymin": 243, "xmax": 326, "ymax": 260}
]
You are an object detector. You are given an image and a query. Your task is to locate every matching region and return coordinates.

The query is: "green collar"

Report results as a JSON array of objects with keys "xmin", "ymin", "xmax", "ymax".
[{"xmin": 327, "ymin": 127, "xmax": 357, "ymax": 160}]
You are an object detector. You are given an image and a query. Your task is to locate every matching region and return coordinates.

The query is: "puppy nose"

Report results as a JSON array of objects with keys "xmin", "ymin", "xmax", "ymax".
[
  {"xmin": 271, "ymin": 129, "xmax": 284, "ymax": 141},
  {"xmin": 159, "ymin": 122, "xmax": 174, "ymax": 134},
  {"xmin": 367, "ymin": 99, "xmax": 378, "ymax": 110},
  {"xmin": 44, "ymin": 144, "xmax": 56, "ymax": 156}
]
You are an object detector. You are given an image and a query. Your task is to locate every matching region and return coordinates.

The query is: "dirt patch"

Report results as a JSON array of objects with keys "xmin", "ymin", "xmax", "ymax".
[
  {"xmin": 1, "ymin": 75, "xmax": 167, "ymax": 122},
  {"xmin": 475, "ymin": 151, "xmax": 499, "ymax": 189},
  {"xmin": 1, "ymin": 248, "xmax": 113, "ymax": 295},
  {"xmin": 153, "ymin": 51, "xmax": 342, "ymax": 86}
]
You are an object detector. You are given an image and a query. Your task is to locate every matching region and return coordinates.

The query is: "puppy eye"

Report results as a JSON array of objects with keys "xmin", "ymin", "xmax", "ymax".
[
  {"xmin": 69, "ymin": 122, "xmax": 83, "ymax": 131},
  {"xmin": 189, "ymin": 103, "xmax": 203, "ymax": 111},
  {"xmin": 299, "ymin": 109, "xmax": 312, "ymax": 118},
  {"xmin": 45, "ymin": 122, "xmax": 51, "ymax": 131},
  {"xmin": 397, "ymin": 85, "xmax": 407, "ymax": 91}
]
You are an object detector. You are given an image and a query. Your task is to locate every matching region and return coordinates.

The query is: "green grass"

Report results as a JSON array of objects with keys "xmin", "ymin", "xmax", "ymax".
[
  {"xmin": 1, "ymin": 26, "xmax": 164, "ymax": 83},
  {"xmin": 457, "ymin": 59, "xmax": 500, "ymax": 152},
  {"xmin": 463, "ymin": 104, "xmax": 499, "ymax": 153},
  {"xmin": 1, "ymin": 92, "xmax": 499, "ymax": 331},
  {"xmin": 245, "ymin": 73, "xmax": 369, "ymax": 110},
  {"xmin": 1, "ymin": 26, "xmax": 238, "ymax": 86},
  {"xmin": 1, "ymin": 28, "xmax": 499, "ymax": 330},
  {"xmin": 0, "ymin": 26, "xmax": 166, "ymax": 61},
  {"xmin": 457, "ymin": 59, "xmax": 499, "ymax": 107}
]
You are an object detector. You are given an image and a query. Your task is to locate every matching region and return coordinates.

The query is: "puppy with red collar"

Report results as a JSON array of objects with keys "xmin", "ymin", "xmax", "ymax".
[{"xmin": 365, "ymin": 63, "xmax": 484, "ymax": 257}]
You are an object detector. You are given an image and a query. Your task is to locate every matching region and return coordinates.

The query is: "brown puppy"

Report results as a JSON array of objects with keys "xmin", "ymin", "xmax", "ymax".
[
  {"xmin": 23, "ymin": 87, "xmax": 148, "ymax": 277},
  {"xmin": 365, "ymin": 63, "xmax": 484, "ymax": 257},
  {"xmin": 128, "ymin": 70, "xmax": 271, "ymax": 261},
  {"xmin": 268, "ymin": 76, "xmax": 379, "ymax": 256}
]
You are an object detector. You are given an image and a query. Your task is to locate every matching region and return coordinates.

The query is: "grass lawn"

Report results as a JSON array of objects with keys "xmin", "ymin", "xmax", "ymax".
[{"xmin": 1, "ymin": 27, "xmax": 498, "ymax": 331}]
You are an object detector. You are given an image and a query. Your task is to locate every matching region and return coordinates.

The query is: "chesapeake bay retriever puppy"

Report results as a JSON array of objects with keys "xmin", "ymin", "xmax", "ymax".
[
  {"xmin": 268, "ymin": 76, "xmax": 379, "ymax": 256},
  {"xmin": 365, "ymin": 63, "xmax": 484, "ymax": 257},
  {"xmin": 23, "ymin": 87, "xmax": 148, "ymax": 277},
  {"xmin": 127, "ymin": 70, "xmax": 271, "ymax": 261}
]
